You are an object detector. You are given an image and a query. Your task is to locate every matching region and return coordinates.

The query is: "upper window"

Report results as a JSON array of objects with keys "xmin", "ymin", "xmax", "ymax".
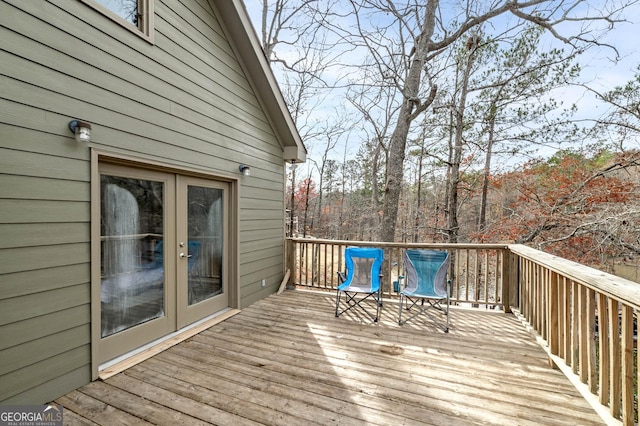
[
  {"xmin": 81, "ymin": 0, "xmax": 154, "ymax": 41},
  {"xmin": 95, "ymin": 0, "xmax": 140, "ymax": 27}
]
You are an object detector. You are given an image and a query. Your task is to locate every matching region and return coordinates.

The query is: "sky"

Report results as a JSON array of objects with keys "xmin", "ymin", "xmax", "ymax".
[
  {"xmin": 243, "ymin": 0, "xmax": 640, "ymax": 177},
  {"xmin": 550, "ymin": 2, "xmax": 640, "ymax": 116}
]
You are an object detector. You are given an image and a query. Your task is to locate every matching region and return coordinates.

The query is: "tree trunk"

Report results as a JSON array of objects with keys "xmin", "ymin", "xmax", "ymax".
[
  {"xmin": 478, "ymin": 110, "xmax": 496, "ymax": 235},
  {"xmin": 448, "ymin": 37, "xmax": 478, "ymax": 243},
  {"xmin": 302, "ymin": 173, "xmax": 312, "ymax": 237},
  {"xmin": 380, "ymin": 0, "xmax": 438, "ymax": 242},
  {"xmin": 371, "ymin": 139, "xmax": 382, "ymax": 211},
  {"xmin": 414, "ymin": 143, "xmax": 425, "ymax": 242},
  {"xmin": 315, "ymin": 161, "xmax": 325, "ymax": 235}
]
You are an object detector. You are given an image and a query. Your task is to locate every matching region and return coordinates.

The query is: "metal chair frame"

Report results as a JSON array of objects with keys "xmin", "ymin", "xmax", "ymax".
[
  {"xmin": 398, "ymin": 249, "xmax": 451, "ymax": 332},
  {"xmin": 335, "ymin": 247, "xmax": 384, "ymax": 322}
]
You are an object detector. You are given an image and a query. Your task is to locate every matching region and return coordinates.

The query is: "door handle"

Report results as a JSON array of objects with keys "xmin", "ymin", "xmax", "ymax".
[{"xmin": 179, "ymin": 253, "xmax": 193, "ymax": 259}]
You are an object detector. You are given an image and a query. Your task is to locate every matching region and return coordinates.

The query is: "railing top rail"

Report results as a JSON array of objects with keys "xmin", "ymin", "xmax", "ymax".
[
  {"xmin": 287, "ymin": 237, "xmax": 509, "ymax": 250},
  {"xmin": 509, "ymin": 243, "xmax": 640, "ymax": 309}
]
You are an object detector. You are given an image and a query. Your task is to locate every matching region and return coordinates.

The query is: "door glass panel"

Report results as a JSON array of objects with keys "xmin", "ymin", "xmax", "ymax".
[
  {"xmin": 187, "ymin": 185, "xmax": 224, "ymax": 305},
  {"xmin": 100, "ymin": 175, "xmax": 165, "ymax": 337}
]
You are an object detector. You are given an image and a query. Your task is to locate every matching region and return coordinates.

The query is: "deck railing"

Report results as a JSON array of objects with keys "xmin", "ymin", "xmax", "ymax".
[
  {"xmin": 509, "ymin": 244, "xmax": 640, "ymax": 426},
  {"xmin": 286, "ymin": 238, "xmax": 511, "ymax": 311},
  {"xmin": 285, "ymin": 238, "xmax": 640, "ymax": 425}
]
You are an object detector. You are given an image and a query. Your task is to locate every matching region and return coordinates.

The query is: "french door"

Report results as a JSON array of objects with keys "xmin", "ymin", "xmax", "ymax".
[
  {"xmin": 97, "ymin": 164, "xmax": 229, "ymax": 364},
  {"xmin": 177, "ymin": 175, "xmax": 228, "ymax": 328}
]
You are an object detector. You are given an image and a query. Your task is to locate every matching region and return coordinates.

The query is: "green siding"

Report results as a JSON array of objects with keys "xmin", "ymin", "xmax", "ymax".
[
  {"xmin": 0, "ymin": 200, "xmax": 90, "ymax": 224},
  {"xmin": 0, "ymin": 305, "xmax": 89, "ymax": 351},
  {"xmin": 0, "ymin": 148, "xmax": 89, "ymax": 181},
  {"xmin": 0, "ymin": 223, "xmax": 90, "ymax": 249},
  {"xmin": 0, "ymin": 284, "xmax": 91, "ymax": 326},
  {"xmin": 0, "ymin": 326, "xmax": 90, "ymax": 377},
  {"xmin": 1, "ymin": 265, "xmax": 91, "ymax": 300},
  {"xmin": 0, "ymin": 175, "xmax": 89, "ymax": 201},
  {"xmin": 0, "ymin": 347, "xmax": 91, "ymax": 403},
  {"xmin": 0, "ymin": 0, "xmax": 289, "ymax": 404},
  {"xmin": 5, "ymin": 368, "xmax": 91, "ymax": 406}
]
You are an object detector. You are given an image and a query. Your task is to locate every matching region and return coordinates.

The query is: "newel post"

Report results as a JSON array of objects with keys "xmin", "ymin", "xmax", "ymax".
[
  {"xmin": 503, "ymin": 247, "xmax": 519, "ymax": 313},
  {"xmin": 501, "ymin": 248, "xmax": 510, "ymax": 313}
]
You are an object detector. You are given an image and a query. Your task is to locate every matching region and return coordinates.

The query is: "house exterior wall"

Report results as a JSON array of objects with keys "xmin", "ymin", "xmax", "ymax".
[{"xmin": 0, "ymin": 0, "xmax": 288, "ymax": 404}]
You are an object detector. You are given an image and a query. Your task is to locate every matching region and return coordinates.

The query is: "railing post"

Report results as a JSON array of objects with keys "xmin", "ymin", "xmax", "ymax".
[
  {"xmin": 586, "ymin": 289, "xmax": 597, "ymax": 394},
  {"xmin": 549, "ymin": 271, "xmax": 559, "ymax": 356},
  {"xmin": 621, "ymin": 305, "xmax": 635, "ymax": 425},
  {"xmin": 571, "ymin": 280, "xmax": 579, "ymax": 375},
  {"xmin": 502, "ymin": 248, "xmax": 511, "ymax": 313},
  {"xmin": 609, "ymin": 298, "xmax": 621, "ymax": 418},
  {"xmin": 597, "ymin": 293, "xmax": 610, "ymax": 406},
  {"xmin": 287, "ymin": 238, "xmax": 297, "ymax": 286},
  {"xmin": 562, "ymin": 277, "xmax": 570, "ymax": 364},
  {"xmin": 578, "ymin": 285, "xmax": 588, "ymax": 383},
  {"xmin": 511, "ymin": 250, "xmax": 520, "ymax": 310}
]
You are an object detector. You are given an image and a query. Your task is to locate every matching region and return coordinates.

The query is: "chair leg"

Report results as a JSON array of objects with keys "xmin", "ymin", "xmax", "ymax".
[
  {"xmin": 444, "ymin": 294, "xmax": 450, "ymax": 333},
  {"xmin": 399, "ymin": 295, "xmax": 450, "ymax": 332},
  {"xmin": 336, "ymin": 290, "xmax": 380, "ymax": 322}
]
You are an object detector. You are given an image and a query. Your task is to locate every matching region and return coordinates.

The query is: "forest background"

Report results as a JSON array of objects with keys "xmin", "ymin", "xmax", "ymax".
[{"xmin": 245, "ymin": 0, "xmax": 640, "ymax": 282}]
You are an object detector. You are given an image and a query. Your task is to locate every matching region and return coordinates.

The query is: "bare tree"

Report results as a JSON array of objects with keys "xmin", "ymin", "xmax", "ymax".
[
  {"xmin": 311, "ymin": 114, "xmax": 350, "ymax": 235},
  {"xmin": 346, "ymin": 65, "xmax": 401, "ymax": 217},
  {"xmin": 257, "ymin": 0, "xmax": 351, "ymax": 238},
  {"xmin": 579, "ymin": 65, "xmax": 640, "ymax": 150},
  {"xmin": 340, "ymin": 0, "xmax": 629, "ymax": 242}
]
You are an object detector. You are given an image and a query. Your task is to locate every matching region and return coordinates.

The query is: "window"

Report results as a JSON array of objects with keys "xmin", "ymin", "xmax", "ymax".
[
  {"xmin": 80, "ymin": 0, "xmax": 154, "ymax": 41},
  {"xmin": 95, "ymin": 0, "xmax": 140, "ymax": 28}
]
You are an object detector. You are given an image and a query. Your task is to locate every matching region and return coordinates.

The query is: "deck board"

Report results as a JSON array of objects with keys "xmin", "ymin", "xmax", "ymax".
[{"xmin": 57, "ymin": 290, "xmax": 605, "ymax": 425}]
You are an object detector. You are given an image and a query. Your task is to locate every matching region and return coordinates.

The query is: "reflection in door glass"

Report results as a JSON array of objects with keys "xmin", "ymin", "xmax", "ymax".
[
  {"xmin": 187, "ymin": 186, "xmax": 224, "ymax": 305},
  {"xmin": 100, "ymin": 176, "xmax": 165, "ymax": 337}
]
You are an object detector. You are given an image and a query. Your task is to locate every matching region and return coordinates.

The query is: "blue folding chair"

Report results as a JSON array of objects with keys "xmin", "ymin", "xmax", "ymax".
[
  {"xmin": 335, "ymin": 247, "xmax": 384, "ymax": 322},
  {"xmin": 397, "ymin": 249, "xmax": 451, "ymax": 332}
]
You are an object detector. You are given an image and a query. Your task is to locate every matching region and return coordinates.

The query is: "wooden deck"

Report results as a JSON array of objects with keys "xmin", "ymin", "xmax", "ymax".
[{"xmin": 57, "ymin": 290, "xmax": 605, "ymax": 425}]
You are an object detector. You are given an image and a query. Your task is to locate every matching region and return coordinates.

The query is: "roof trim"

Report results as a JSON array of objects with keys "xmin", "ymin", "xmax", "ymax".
[{"xmin": 209, "ymin": 0, "xmax": 306, "ymax": 163}]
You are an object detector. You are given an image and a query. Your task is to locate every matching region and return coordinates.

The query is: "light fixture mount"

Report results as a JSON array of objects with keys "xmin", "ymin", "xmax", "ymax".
[
  {"xmin": 68, "ymin": 120, "xmax": 92, "ymax": 143},
  {"xmin": 239, "ymin": 164, "xmax": 251, "ymax": 176}
]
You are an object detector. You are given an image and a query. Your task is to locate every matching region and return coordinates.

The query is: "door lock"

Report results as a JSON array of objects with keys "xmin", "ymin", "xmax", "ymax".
[{"xmin": 179, "ymin": 252, "xmax": 192, "ymax": 258}]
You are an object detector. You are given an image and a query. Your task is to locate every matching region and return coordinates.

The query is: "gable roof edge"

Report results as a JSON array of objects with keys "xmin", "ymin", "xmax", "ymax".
[{"xmin": 209, "ymin": 0, "xmax": 306, "ymax": 163}]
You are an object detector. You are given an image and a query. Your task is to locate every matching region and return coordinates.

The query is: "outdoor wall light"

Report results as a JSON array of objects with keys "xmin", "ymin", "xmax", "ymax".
[
  {"xmin": 289, "ymin": 160, "xmax": 298, "ymax": 171},
  {"xmin": 239, "ymin": 164, "xmax": 251, "ymax": 176},
  {"xmin": 68, "ymin": 120, "xmax": 92, "ymax": 143}
]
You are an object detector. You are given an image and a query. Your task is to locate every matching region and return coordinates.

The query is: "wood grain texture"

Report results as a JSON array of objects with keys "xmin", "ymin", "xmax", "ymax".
[{"xmin": 58, "ymin": 290, "xmax": 606, "ymax": 425}]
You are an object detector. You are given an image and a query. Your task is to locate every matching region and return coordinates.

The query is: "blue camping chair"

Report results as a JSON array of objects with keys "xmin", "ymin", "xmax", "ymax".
[
  {"xmin": 335, "ymin": 247, "xmax": 384, "ymax": 322},
  {"xmin": 397, "ymin": 249, "xmax": 451, "ymax": 332}
]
